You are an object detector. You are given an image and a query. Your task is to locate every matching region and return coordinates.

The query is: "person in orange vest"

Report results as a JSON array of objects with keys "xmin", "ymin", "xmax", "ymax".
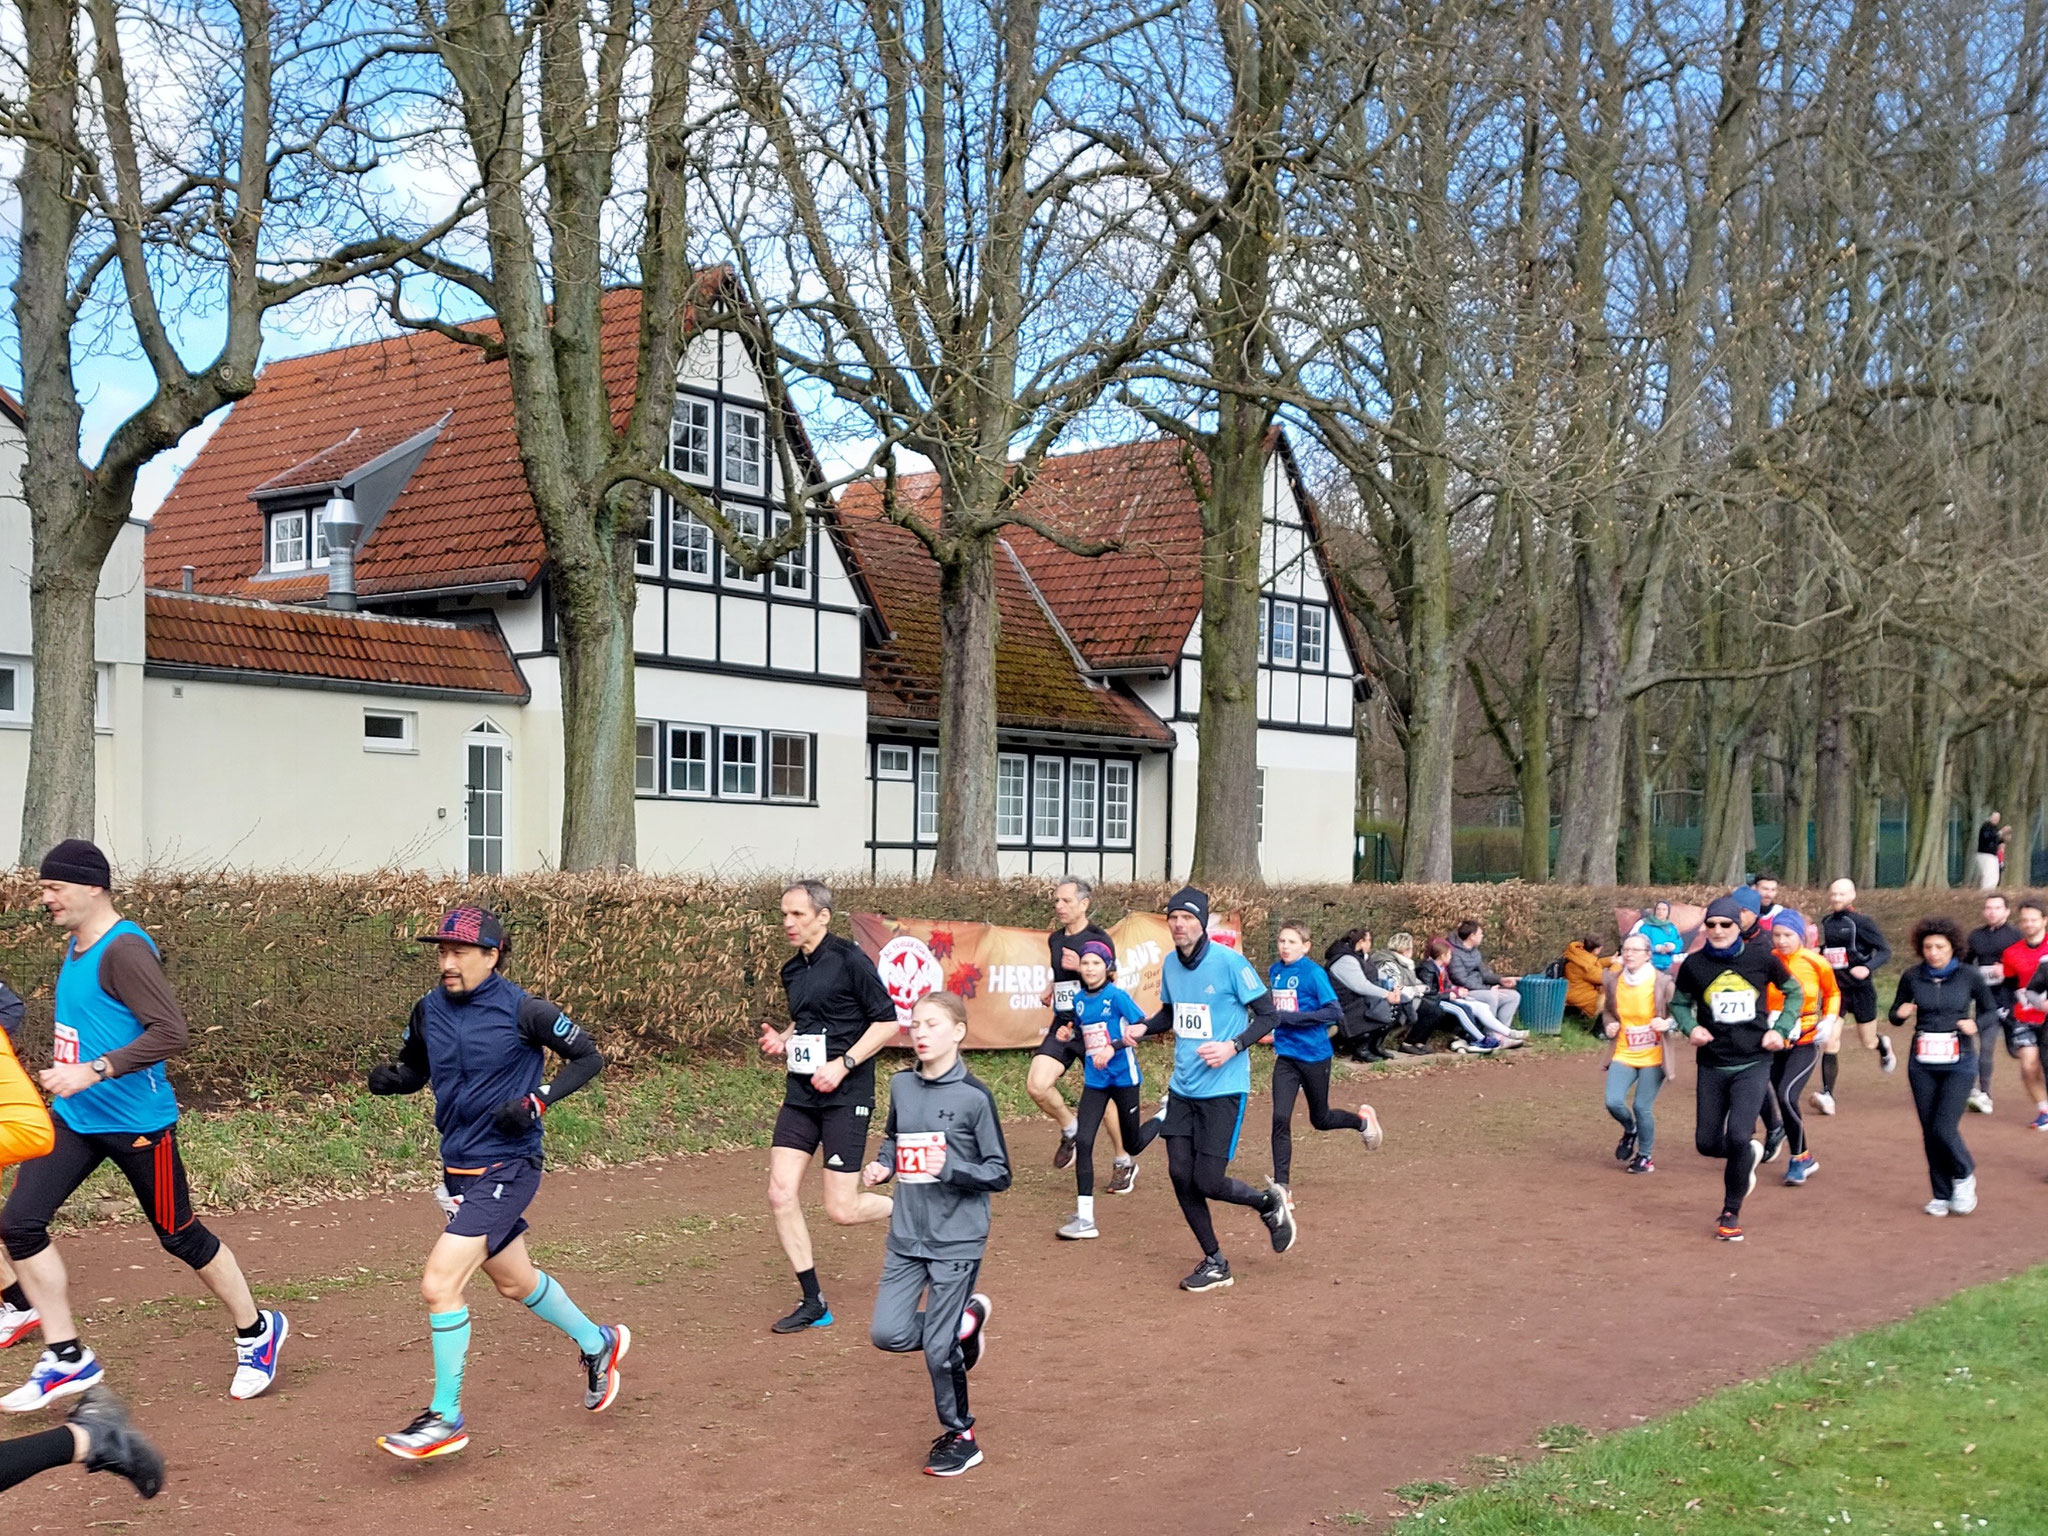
[{"xmin": 1762, "ymin": 915, "xmax": 1838, "ymax": 1187}]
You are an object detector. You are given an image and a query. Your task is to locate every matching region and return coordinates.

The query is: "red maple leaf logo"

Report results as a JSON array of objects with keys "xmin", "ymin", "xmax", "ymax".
[
  {"xmin": 946, "ymin": 962, "xmax": 982, "ymax": 1000},
  {"xmin": 928, "ymin": 928, "xmax": 955, "ymax": 960}
]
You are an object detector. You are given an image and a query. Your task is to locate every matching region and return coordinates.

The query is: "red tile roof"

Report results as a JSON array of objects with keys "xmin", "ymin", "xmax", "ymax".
[
  {"xmin": 251, "ymin": 417, "xmax": 445, "ymax": 495},
  {"xmin": 833, "ymin": 500, "xmax": 1170, "ymax": 745},
  {"xmin": 146, "ymin": 590, "xmax": 528, "ymax": 698},
  {"xmin": 146, "ymin": 276, "xmax": 732, "ymax": 600}
]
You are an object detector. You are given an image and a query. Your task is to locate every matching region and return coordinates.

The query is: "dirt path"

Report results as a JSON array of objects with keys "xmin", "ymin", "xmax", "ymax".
[{"xmin": 18, "ymin": 1047, "xmax": 2048, "ymax": 1534}]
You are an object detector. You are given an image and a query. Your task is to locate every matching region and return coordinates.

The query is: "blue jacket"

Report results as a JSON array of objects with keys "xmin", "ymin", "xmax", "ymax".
[{"xmin": 1267, "ymin": 956, "xmax": 1344, "ymax": 1062}]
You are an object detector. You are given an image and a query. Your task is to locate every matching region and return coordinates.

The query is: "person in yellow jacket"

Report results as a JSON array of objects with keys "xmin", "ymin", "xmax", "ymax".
[
  {"xmin": 1564, "ymin": 935, "xmax": 1613, "ymax": 1018},
  {"xmin": 1762, "ymin": 915, "xmax": 1838, "ymax": 1187},
  {"xmin": 1600, "ymin": 934, "xmax": 1678, "ymax": 1174}
]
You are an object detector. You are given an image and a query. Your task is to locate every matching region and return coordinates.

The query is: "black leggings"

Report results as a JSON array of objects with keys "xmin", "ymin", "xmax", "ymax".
[
  {"xmin": 1769, "ymin": 1044, "xmax": 1820, "ymax": 1158},
  {"xmin": 1695, "ymin": 1061, "xmax": 1772, "ymax": 1216},
  {"xmin": 1270, "ymin": 1057, "xmax": 1363, "ymax": 1184},
  {"xmin": 1908, "ymin": 1060, "xmax": 1976, "ymax": 1200},
  {"xmin": 0, "ymin": 1426, "xmax": 73, "ymax": 1491},
  {"xmin": 1, "ymin": 1120, "xmax": 219, "ymax": 1270},
  {"xmin": 1163, "ymin": 1134, "xmax": 1267, "ymax": 1258},
  {"xmin": 1074, "ymin": 1084, "xmax": 1145, "ymax": 1197}
]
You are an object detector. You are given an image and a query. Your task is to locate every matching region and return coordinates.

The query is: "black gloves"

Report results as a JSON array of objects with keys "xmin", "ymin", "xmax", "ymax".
[
  {"xmin": 492, "ymin": 1093, "xmax": 545, "ymax": 1135},
  {"xmin": 367, "ymin": 1063, "xmax": 408, "ymax": 1095}
]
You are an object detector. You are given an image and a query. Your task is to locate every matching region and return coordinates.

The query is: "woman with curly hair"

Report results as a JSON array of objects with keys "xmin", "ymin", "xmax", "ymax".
[{"xmin": 1891, "ymin": 916, "xmax": 1999, "ymax": 1216}]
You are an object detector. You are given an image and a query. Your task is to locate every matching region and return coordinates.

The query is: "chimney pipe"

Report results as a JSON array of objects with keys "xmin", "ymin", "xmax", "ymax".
[
  {"xmin": 180, "ymin": 565, "xmax": 195, "ymax": 594},
  {"xmin": 321, "ymin": 493, "xmax": 362, "ymax": 612}
]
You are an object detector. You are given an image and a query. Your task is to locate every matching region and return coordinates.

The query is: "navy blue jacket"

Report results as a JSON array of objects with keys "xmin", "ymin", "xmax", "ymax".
[{"xmin": 375, "ymin": 971, "xmax": 603, "ymax": 1169}]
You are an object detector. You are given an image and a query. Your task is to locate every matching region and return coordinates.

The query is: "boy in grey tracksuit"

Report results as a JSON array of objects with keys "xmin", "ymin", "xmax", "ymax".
[{"xmin": 862, "ymin": 993, "xmax": 1011, "ymax": 1477}]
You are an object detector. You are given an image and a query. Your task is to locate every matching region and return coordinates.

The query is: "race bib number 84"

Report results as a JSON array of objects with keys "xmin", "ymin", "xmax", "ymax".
[{"xmin": 786, "ymin": 1033, "xmax": 827, "ymax": 1074}]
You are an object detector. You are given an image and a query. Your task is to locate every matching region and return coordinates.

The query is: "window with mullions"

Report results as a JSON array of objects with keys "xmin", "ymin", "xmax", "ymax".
[
  {"xmin": 916, "ymin": 748, "xmax": 939, "ymax": 842},
  {"xmin": 671, "ymin": 396, "xmax": 713, "ymax": 481},
  {"xmin": 635, "ymin": 503, "xmax": 659, "ymax": 572},
  {"xmin": 669, "ymin": 504, "xmax": 712, "ymax": 580},
  {"xmin": 721, "ymin": 502, "xmax": 764, "ymax": 583},
  {"xmin": 1031, "ymin": 758, "xmax": 1063, "ymax": 842},
  {"xmin": 1269, "ymin": 600, "xmax": 1296, "ymax": 664},
  {"xmin": 1103, "ymin": 761, "xmax": 1133, "ymax": 846},
  {"xmin": 635, "ymin": 722, "xmax": 659, "ymax": 791},
  {"xmin": 1067, "ymin": 759, "xmax": 1098, "ymax": 841},
  {"xmin": 723, "ymin": 406, "xmax": 764, "ymax": 491},
  {"xmin": 269, "ymin": 510, "xmax": 308, "ymax": 571},
  {"xmin": 769, "ymin": 732, "xmax": 811, "ymax": 801},
  {"xmin": 771, "ymin": 508, "xmax": 809, "ymax": 593},
  {"xmin": 720, "ymin": 728, "xmax": 761, "ymax": 797},
  {"xmin": 1298, "ymin": 604, "xmax": 1326, "ymax": 669},
  {"xmin": 668, "ymin": 724, "xmax": 710, "ymax": 796},
  {"xmin": 996, "ymin": 754, "xmax": 1027, "ymax": 842}
]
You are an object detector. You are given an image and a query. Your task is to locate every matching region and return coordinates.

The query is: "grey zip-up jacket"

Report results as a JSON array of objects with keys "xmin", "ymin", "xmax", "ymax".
[
  {"xmin": 1447, "ymin": 941, "xmax": 1502, "ymax": 990},
  {"xmin": 873, "ymin": 1058, "xmax": 1012, "ymax": 1260}
]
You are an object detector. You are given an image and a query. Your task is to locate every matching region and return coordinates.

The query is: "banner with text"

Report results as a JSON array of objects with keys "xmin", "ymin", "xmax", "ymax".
[{"xmin": 849, "ymin": 911, "xmax": 1242, "ymax": 1050}]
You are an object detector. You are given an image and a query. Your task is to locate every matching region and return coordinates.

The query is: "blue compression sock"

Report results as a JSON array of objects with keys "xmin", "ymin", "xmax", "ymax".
[
  {"xmin": 429, "ymin": 1307, "xmax": 470, "ymax": 1420},
  {"xmin": 520, "ymin": 1271, "xmax": 606, "ymax": 1355}
]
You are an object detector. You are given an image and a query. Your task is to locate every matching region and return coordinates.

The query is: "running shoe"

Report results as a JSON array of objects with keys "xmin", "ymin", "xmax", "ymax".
[
  {"xmin": 1057, "ymin": 1214, "xmax": 1099, "ymax": 1240},
  {"xmin": 581, "ymin": 1323, "xmax": 630, "ymax": 1412},
  {"xmin": 959, "ymin": 1293, "xmax": 991, "ymax": 1372},
  {"xmin": 2032, "ymin": 1109, "xmax": 2048, "ymax": 1132},
  {"xmin": 1052, "ymin": 1132, "xmax": 1078, "ymax": 1171},
  {"xmin": 229, "ymin": 1310, "xmax": 288, "ymax": 1400},
  {"xmin": 1152, "ymin": 1093, "xmax": 1171, "ymax": 1122},
  {"xmin": 1762, "ymin": 1126, "xmax": 1787, "ymax": 1164},
  {"xmin": 2, "ymin": 1346, "xmax": 103, "ymax": 1412},
  {"xmin": 1968, "ymin": 1090, "xmax": 1994, "ymax": 1115},
  {"xmin": 1924, "ymin": 1199, "xmax": 1951, "ymax": 1217},
  {"xmin": 0, "ymin": 1303, "xmax": 39, "ymax": 1349},
  {"xmin": 1179, "ymin": 1255, "xmax": 1233, "ymax": 1293},
  {"xmin": 1783, "ymin": 1153, "xmax": 1815, "ymax": 1186},
  {"xmin": 1261, "ymin": 1181, "xmax": 1298, "ymax": 1254},
  {"xmin": 1626, "ymin": 1154, "xmax": 1655, "ymax": 1175},
  {"xmin": 1714, "ymin": 1214, "xmax": 1743, "ymax": 1242},
  {"xmin": 771, "ymin": 1297, "xmax": 833, "ymax": 1334},
  {"xmin": 1359, "ymin": 1104, "xmax": 1384, "ymax": 1152},
  {"xmin": 1950, "ymin": 1175, "xmax": 1978, "ymax": 1215},
  {"xmin": 1812, "ymin": 1091, "xmax": 1837, "ymax": 1117},
  {"xmin": 1614, "ymin": 1130, "xmax": 1637, "ymax": 1163},
  {"xmin": 1746, "ymin": 1138, "xmax": 1763, "ymax": 1198},
  {"xmin": 69, "ymin": 1388, "xmax": 163, "ymax": 1499},
  {"xmin": 1494, "ymin": 1035, "xmax": 1527, "ymax": 1050},
  {"xmin": 1878, "ymin": 1036, "xmax": 1897, "ymax": 1074},
  {"xmin": 1107, "ymin": 1159, "xmax": 1139, "ymax": 1195},
  {"xmin": 923, "ymin": 1428, "xmax": 982, "ymax": 1477},
  {"xmin": 378, "ymin": 1409, "xmax": 468, "ymax": 1460}
]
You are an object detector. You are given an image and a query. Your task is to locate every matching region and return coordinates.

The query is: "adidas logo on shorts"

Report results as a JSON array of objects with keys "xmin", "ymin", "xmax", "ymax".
[{"xmin": 826, "ymin": 1154, "xmax": 844, "ymax": 1168}]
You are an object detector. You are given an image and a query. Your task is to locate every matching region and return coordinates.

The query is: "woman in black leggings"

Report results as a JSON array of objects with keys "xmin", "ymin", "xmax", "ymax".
[{"xmin": 1891, "ymin": 917, "xmax": 1998, "ymax": 1217}]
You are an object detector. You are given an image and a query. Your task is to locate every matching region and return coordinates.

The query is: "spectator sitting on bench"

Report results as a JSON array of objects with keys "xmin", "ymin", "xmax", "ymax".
[{"xmin": 1563, "ymin": 933, "xmax": 1614, "ymax": 1019}]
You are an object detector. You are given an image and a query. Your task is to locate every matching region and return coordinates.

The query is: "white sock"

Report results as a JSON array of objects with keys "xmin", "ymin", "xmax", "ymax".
[
  {"xmin": 1076, "ymin": 1196, "xmax": 1094, "ymax": 1221},
  {"xmin": 2036, "ymin": 1101, "xmax": 2047, "ymax": 1114},
  {"xmin": 1061, "ymin": 1123, "xmax": 1077, "ymax": 1140},
  {"xmin": 1113, "ymin": 1154, "xmax": 1131, "ymax": 1167}
]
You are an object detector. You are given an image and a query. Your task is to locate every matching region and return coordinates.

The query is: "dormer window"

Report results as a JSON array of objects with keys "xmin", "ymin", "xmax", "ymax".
[{"xmin": 266, "ymin": 508, "xmax": 330, "ymax": 572}]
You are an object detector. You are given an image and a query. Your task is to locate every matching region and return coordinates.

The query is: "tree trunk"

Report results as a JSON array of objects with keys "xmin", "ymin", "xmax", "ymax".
[
  {"xmin": 553, "ymin": 536, "xmax": 638, "ymax": 870},
  {"xmin": 19, "ymin": 565, "xmax": 100, "ymax": 861},
  {"xmin": 1814, "ymin": 661, "xmax": 1853, "ymax": 881},
  {"xmin": 1621, "ymin": 695, "xmax": 1652, "ymax": 885},
  {"xmin": 1852, "ymin": 711, "xmax": 1882, "ymax": 887},
  {"xmin": 1514, "ymin": 500, "xmax": 1552, "ymax": 883},
  {"xmin": 934, "ymin": 532, "xmax": 1002, "ymax": 878},
  {"xmin": 1699, "ymin": 734, "xmax": 1757, "ymax": 887},
  {"xmin": 1780, "ymin": 688, "xmax": 1815, "ymax": 887},
  {"xmin": 1191, "ymin": 416, "xmax": 1266, "ymax": 884}
]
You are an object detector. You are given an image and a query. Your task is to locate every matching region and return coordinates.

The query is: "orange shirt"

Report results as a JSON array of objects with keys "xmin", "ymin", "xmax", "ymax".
[
  {"xmin": 0, "ymin": 1031, "xmax": 53, "ymax": 1170},
  {"xmin": 1768, "ymin": 949, "xmax": 1839, "ymax": 1047}
]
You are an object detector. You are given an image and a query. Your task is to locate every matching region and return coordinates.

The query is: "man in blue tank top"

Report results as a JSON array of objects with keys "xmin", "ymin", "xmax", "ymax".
[
  {"xmin": 366, "ymin": 906, "xmax": 618, "ymax": 1461},
  {"xmin": 0, "ymin": 840, "xmax": 288, "ymax": 1411}
]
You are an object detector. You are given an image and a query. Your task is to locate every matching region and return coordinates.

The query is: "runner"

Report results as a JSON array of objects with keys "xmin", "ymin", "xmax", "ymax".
[
  {"xmin": 0, "ymin": 979, "xmax": 41, "ymax": 1352},
  {"xmin": 863, "ymin": 992, "xmax": 1008, "ymax": 1477},
  {"xmin": 1993, "ymin": 901, "xmax": 2048, "ymax": 1131},
  {"xmin": 1752, "ymin": 874, "xmax": 1786, "ymax": 931},
  {"xmin": 1599, "ymin": 932, "xmax": 1676, "ymax": 1174},
  {"xmin": 1030, "ymin": 879, "xmax": 1127, "ymax": 1185},
  {"xmin": 1054, "ymin": 941, "xmax": 1154, "ymax": 1240},
  {"xmin": 760, "ymin": 879, "xmax": 900, "ymax": 1333},
  {"xmin": 1265, "ymin": 920, "xmax": 1381, "ymax": 1201},
  {"xmin": 1765, "ymin": 914, "xmax": 1837, "ymax": 1186},
  {"xmin": 1673, "ymin": 895, "xmax": 1801, "ymax": 1242},
  {"xmin": 1138, "ymin": 886, "xmax": 1294, "ymax": 1292},
  {"xmin": 1890, "ymin": 917, "xmax": 1997, "ymax": 1216},
  {"xmin": 1815, "ymin": 877, "xmax": 1895, "ymax": 1113},
  {"xmin": 0, "ymin": 840, "xmax": 287, "ymax": 1410},
  {"xmin": 366, "ymin": 906, "xmax": 620, "ymax": 1460},
  {"xmin": 1963, "ymin": 893, "xmax": 2021, "ymax": 1115}
]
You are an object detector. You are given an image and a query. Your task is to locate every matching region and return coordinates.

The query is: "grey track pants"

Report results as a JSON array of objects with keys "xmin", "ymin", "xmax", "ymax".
[{"xmin": 870, "ymin": 1250, "xmax": 981, "ymax": 1431}]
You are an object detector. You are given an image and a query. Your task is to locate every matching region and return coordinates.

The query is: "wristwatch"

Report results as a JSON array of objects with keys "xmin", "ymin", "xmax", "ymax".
[
  {"xmin": 90, "ymin": 1057, "xmax": 110, "ymax": 1079},
  {"xmin": 841, "ymin": 1054, "xmax": 859, "ymax": 1074}
]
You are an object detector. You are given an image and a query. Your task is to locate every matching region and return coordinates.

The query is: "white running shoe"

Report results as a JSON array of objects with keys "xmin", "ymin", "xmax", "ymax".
[
  {"xmin": 1968, "ymin": 1090, "xmax": 1994, "ymax": 1115},
  {"xmin": 229, "ymin": 1310, "xmax": 288, "ymax": 1400},
  {"xmin": 1924, "ymin": 1199, "xmax": 1951, "ymax": 1217},
  {"xmin": 1811, "ymin": 1091, "xmax": 1836, "ymax": 1116},
  {"xmin": 1056, "ymin": 1214, "xmax": 1099, "ymax": 1240},
  {"xmin": 1746, "ymin": 1139, "xmax": 1763, "ymax": 1198},
  {"xmin": 1950, "ymin": 1175, "xmax": 1978, "ymax": 1215},
  {"xmin": 1879, "ymin": 1037, "xmax": 1897, "ymax": 1074},
  {"xmin": 1359, "ymin": 1104, "xmax": 1384, "ymax": 1151},
  {"xmin": 0, "ymin": 1304, "xmax": 39, "ymax": 1350},
  {"xmin": 2, "ymin": 1347, "xmax": 102, "ymax": 1412}
]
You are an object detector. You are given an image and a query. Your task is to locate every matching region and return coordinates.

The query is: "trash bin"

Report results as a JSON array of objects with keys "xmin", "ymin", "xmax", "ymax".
[{"xmin": 1515, "ymin": 976, "xmax": 1567, "ymax": 1036}]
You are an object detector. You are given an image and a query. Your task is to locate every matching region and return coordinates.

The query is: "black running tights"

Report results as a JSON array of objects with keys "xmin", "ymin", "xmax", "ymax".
[
  {"xmin": 1270, "ymin": 1057, "xmax": 1363, "ymax": 1185},
  {"xmin": 1908, "ymin": 1061, "xmax": 1975, "ymax": 1201},
  {"xmin": 1770, "ymin": 1044, "xmax": 1819, "ymax": 1158},
  {"xmin": 0, "ymin": 1427, "xmax": 74, "ymax": 1492},
  {"xmin": 1695, "ymin": 1061, "xmax": 1772, "ymax": 1216},
  {"xmin": 1164, "ymin": 1134, "xmax": 1267, "ymax": 1258},
  {"xmin": 1073, "ymin": 1084, "xmax": 1145, "ymax": 1197}
]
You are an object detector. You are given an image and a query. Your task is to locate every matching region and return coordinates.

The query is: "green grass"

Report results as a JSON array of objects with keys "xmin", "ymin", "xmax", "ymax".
[{"xmin": 1374, "ymin": 1264, "xmax": 2048, "ymax": 1534}]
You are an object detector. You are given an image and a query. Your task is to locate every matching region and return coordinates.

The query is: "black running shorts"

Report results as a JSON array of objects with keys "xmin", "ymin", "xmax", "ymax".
[
  {"xmin": 1161, "ymin": 1092, "xmax": 1247, "ymax": 1162},
  {"xmin": 1033, "ymin": 1027, "xmax": 1082, "ymax": 1069},
  {"xmin": 443, "ymin": 1155, "xmax": 542, "ymax": 1258},
  {"xmin": 1837, "ymin": 978, "xmax": 1878, "ymax": 1025},
  {"xmin": 772, "ymin": 1100, "xmax": 873, "ymax": 1173},
  {"xmin": 2005, "ymin": 1016, "xmax": 2041, "ymax": 1054}
]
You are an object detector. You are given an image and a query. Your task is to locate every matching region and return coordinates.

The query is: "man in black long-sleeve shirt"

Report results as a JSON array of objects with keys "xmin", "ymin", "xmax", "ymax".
[{"xmin": 1815, "ymin": 878, "xmax": 1894, "ymax": 1113}]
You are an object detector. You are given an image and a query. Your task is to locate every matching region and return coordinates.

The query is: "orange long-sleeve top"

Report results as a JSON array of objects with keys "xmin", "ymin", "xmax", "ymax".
[{"xmin": 1768, "ymin": 948, "xmax": 1840, "ymax": 1046}]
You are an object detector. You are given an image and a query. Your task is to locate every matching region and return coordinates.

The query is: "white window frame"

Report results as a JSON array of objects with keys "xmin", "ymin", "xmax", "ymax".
[
  {"xmin": 1269, "ymin": 600, "xmax": 1297, "ymax": 665},
  {"xmin": 1031, "ymin": 757, "xmax": 1064, "ymax": 844},
  {"xmin": 362, "ymin": 708, "xmax": 416, "ymax": 754},
  {"xmin": 721, "ymin": 501, "xmax": 764, "ymax": 585},
  {"xmin": 1067, "ymin": 758, "xmax": 1099, "ymax": 843},
  {"xmin": 667, "ymin": 723, "xmax": 711, "ymax": 797},
  {"xmin": 768, "ymin": 731, "xmax": 813, "ymax": 802},
  {"xmin": 268, "ymin": 509, "xmax": 309, "ymax": 572},
  {"xmin": 668, "ymin": 502, "xmax": 712, "ymax": 581},
  {"xmin": 93, "ymin": 664, "xmax": 111, "ymax": 731},
  {"xmin": 875, "ymin": 743, "xmax": 913, "ymax": 780},
  {"xmin": 671, "ymin": 395, "xmax": 713, "ymax": 482},
  {"xmin": 635, "ymin": 501, "xmax": 659, "ymax": 574},
  {"xmin": 1298, "ymin": 604, "xmax": 1326, "ymax": 669},
  {"xmin": 916, "ymin": 748, "xmax": 939, "ymax": 843},
  {"xmin": 1255, "ymin": 766, "xmax": 1267, "ymax": 841},
  {"xmin": 0, "ymin": 658, "xmax": 28, "ymax": 725},
  {"xmin": 1257, "ymin": 598, "xmax": 1270, "ymax": 663},
  {"xmin": 722, "ymin": 405, "xmax": 765, "ymax": 491},
  {"xmin": 634, "ymin": 721, "xmax": 659, "ymax": 791},
  {"xmin": 1102, "ymin": 760, "xmax": 1134, "ymax": 847},
  {"xmin": 310, "ymin": 514, "xmax": 331, "ymax": 568},
  {"xmin": 719, "ymin": 727, "xmax": 762, "ymax": 799},
  {"xmin": 996, "ymin": 753, "xmax": 1028, "ymax": 843},
  {"xmin": 771, "ymin": 507, "xmax": 809, "ymax": 594}
]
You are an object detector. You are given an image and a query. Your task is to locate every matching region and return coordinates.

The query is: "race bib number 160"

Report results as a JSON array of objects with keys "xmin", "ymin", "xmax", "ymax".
[{"xmin": 1173, "ymin": 1003, "xmax": 1213, "ymax": 1040}]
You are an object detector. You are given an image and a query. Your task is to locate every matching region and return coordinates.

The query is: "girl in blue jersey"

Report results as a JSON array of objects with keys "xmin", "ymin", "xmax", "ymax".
[
  {"xmin": 1055, "ymin": 942, "xmax": 1154, "ymax": 1240},
  {"xmin": 1267, "ymin": 922, "xmax": 1383, "ymax": 1199}
]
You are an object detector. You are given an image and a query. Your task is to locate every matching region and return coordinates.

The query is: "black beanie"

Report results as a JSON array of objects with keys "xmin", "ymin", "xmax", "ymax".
[
  {"xmin": 39, "ymin": 839, "xmax": 111, "ymax": 889},
  {"xmin": 1165, "ymin": 885, "xmax": 1211, "ymax": 927}
]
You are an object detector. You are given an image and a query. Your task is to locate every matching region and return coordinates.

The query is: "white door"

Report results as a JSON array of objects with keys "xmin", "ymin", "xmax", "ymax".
[{"xmin": 464, "ymin": 722, "xmax": 508, "ymax": 875}]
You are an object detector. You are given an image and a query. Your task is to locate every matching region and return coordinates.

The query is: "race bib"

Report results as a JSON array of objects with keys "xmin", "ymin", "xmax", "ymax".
[
  {"xmin": 51, "ymin": 1023, "xmax": 79, "ymax": 1067},
  {"xmin": 1822, "ymin": 946, "xmax": 1848, "ymax": 968},
  {"xmin": 1979, "ymin": 964, "xmax": 2005, "ymax": 986},
  {"xmin": 1274, "ymin": 988, "xmax": 1299, "ymax": 1014},
  {"xmin": 1623, "ymin": 1024, "xmax": 1661, "ymax": 1051},
  {"xmin": 786, "ymin": 1033, "xmax": 827, "ymax": 1075},
  {"xmin": 894, "ymin": 1130, "xmax": 946, "ymax": 1183},
  {"xmin": 1709, "ymin": 988, "xmax": 1758, "ymax": 1024},
  {"xmin": 1081, "ymin": 1022, "xmax": 1111, "ymax": 1053},
  {"xmin": 1173, "ymin": 1002, "xmax": 1214, "ymax": 1040},
  {"xmin": 1052, "ymin": 980, "xmax": 1080, "ymax": 1013},
  {"xmin": 1914, "ymin": 1033, "xmax": 1961, "ymax": 1065}
]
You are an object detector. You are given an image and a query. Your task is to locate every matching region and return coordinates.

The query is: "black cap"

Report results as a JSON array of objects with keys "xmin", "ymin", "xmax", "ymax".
[
  {"xmin": 38, "ymin": 839, "xmax": 111, "ymax": 889},
  {"xmin": 416, "ymin": 906, "xmax": 509, "ymax": 953},
  {"xmin": 1165, "ymin": 885, "xmax": 1211, "ymax": 927}
]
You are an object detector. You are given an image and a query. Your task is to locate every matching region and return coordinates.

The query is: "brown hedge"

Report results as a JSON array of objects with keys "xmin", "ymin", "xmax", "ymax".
[{"xmin": 0, "ymin": 872, "xmax": 2004, "ymax": 1100}]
